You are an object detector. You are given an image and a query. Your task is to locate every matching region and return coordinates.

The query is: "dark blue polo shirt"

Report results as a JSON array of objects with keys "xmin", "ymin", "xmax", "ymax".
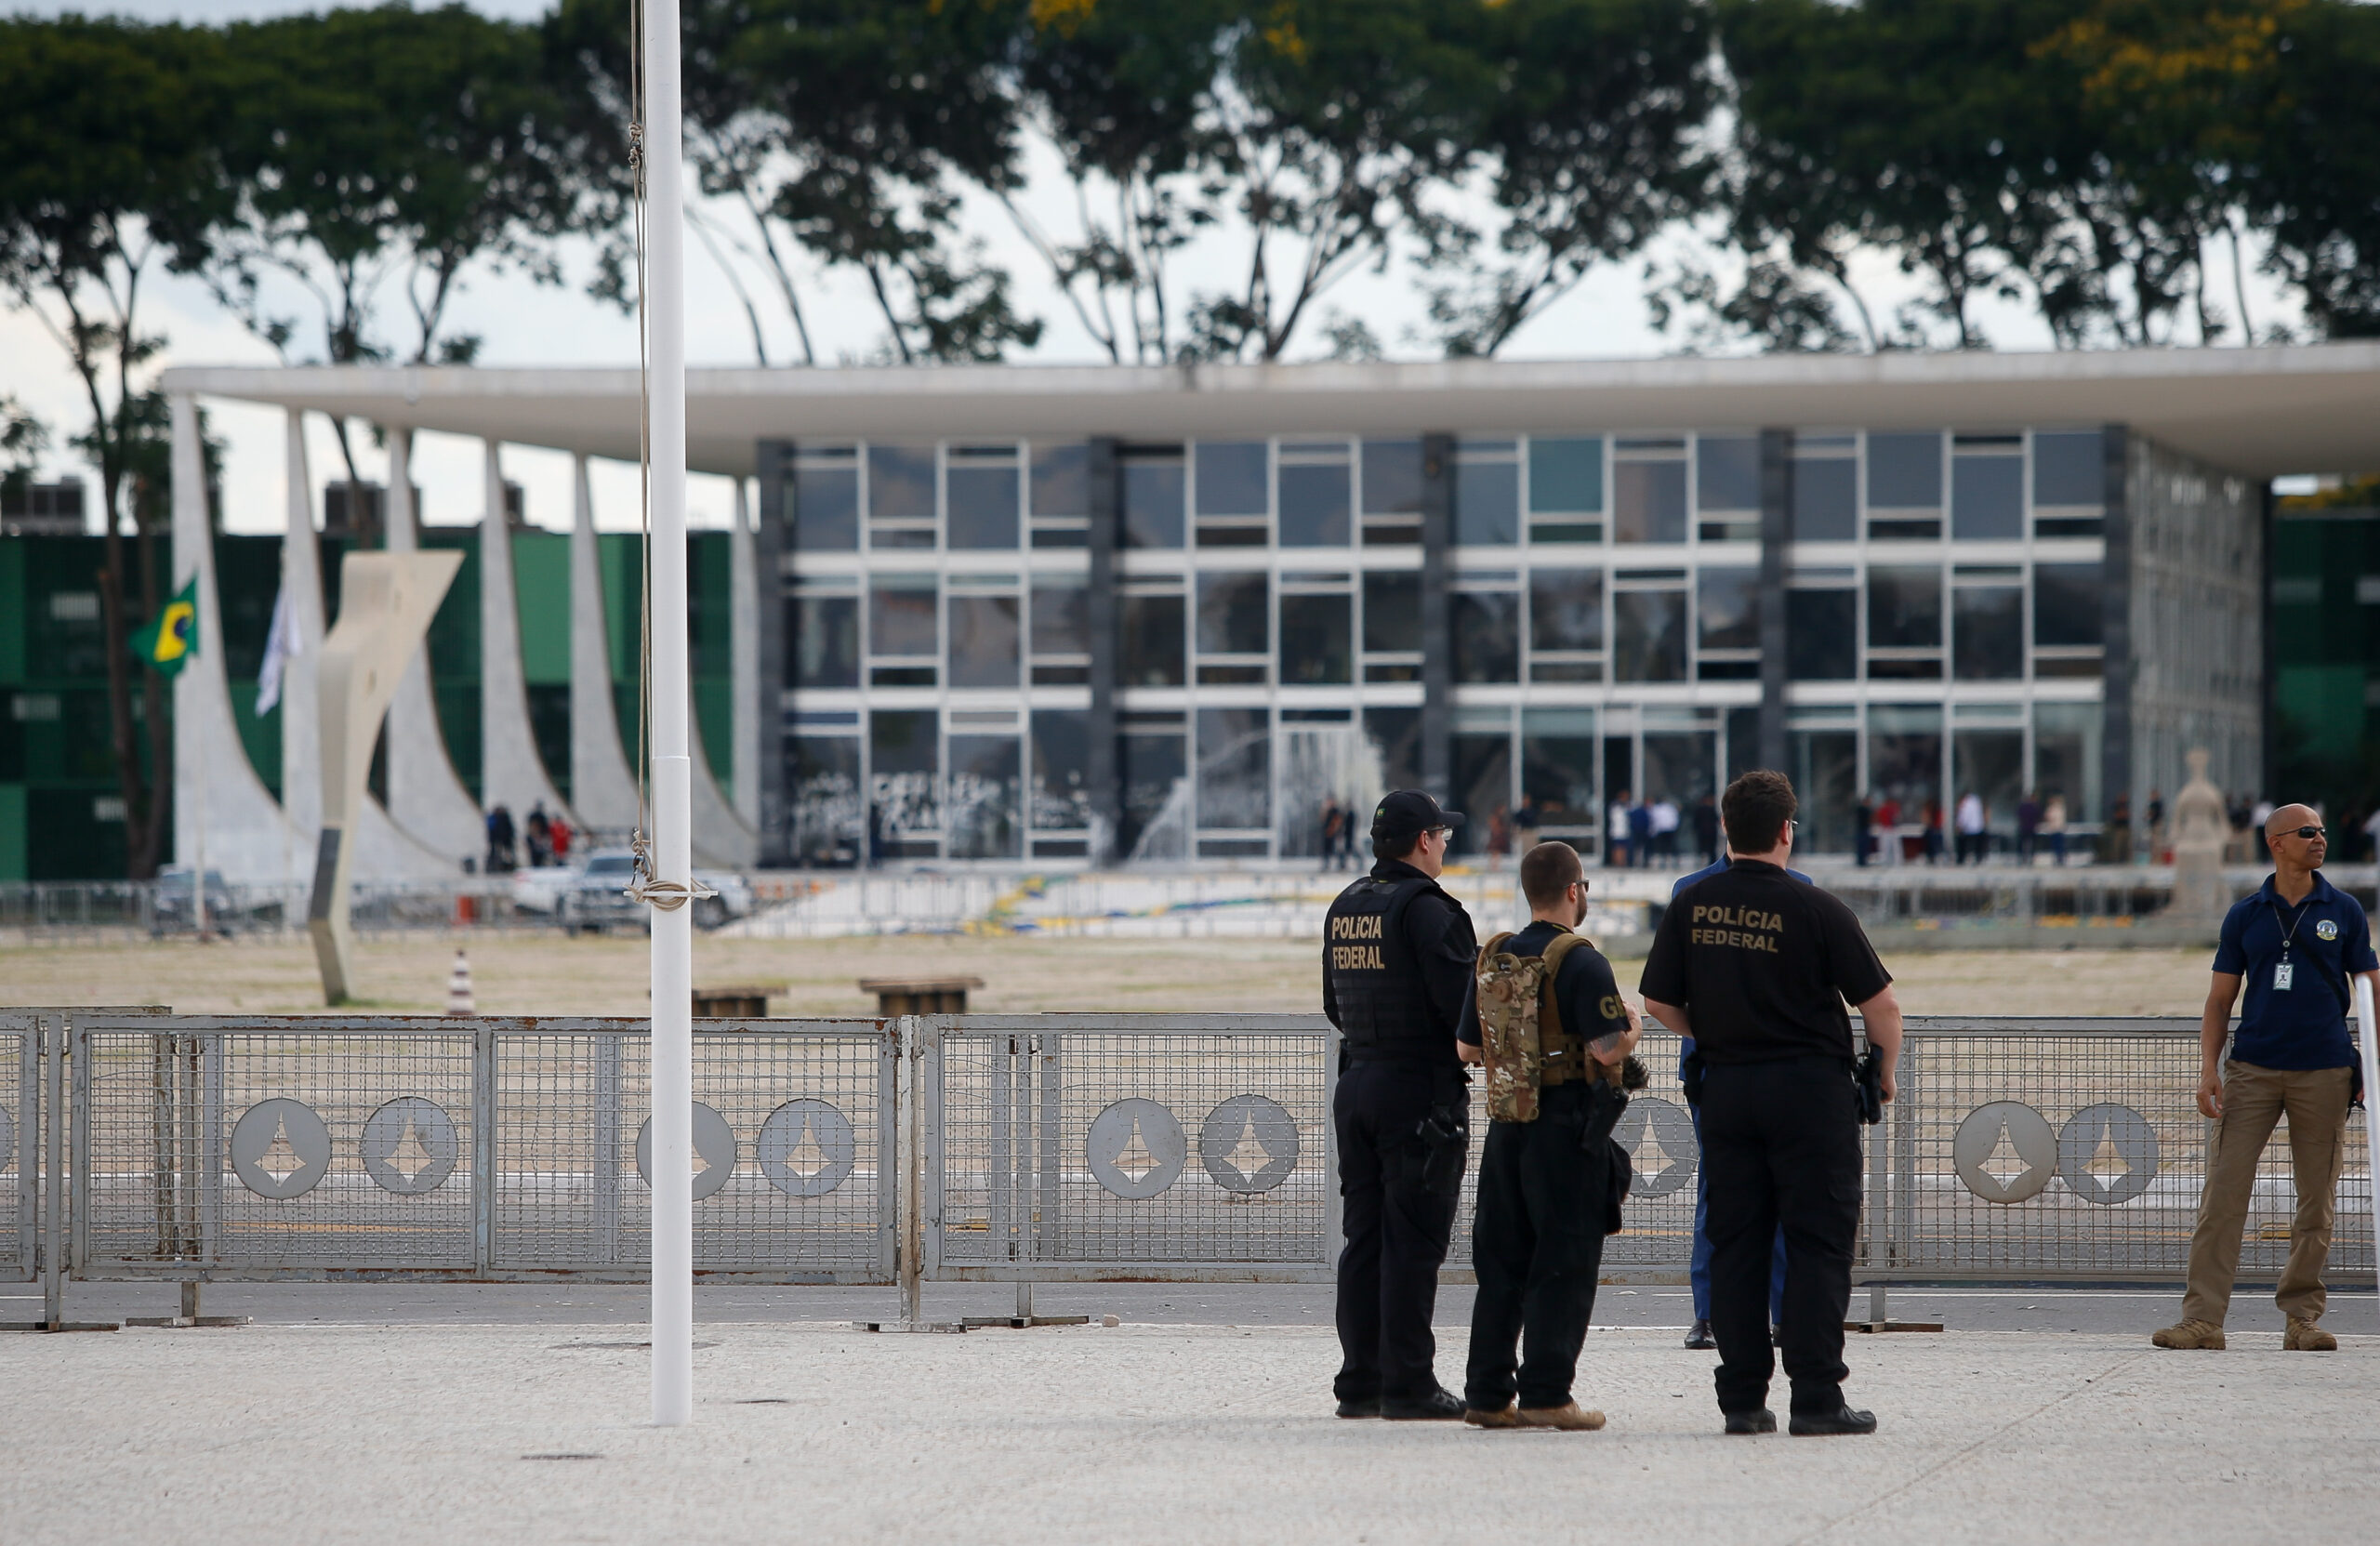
[{"xmin": 2213, "ymin": 871, "xmax": 2379, "ymax": 1071}]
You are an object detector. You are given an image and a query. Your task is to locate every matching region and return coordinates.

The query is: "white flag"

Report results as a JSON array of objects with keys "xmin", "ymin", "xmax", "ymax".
[{"xmin": 255, "ymin": 580, "xmax": 296, "ymax": 715}]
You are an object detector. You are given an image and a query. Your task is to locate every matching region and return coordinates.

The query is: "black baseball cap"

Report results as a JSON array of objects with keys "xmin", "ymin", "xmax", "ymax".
[{"xmin": 1370, "ymin": 790, "xmax": 1464, "ymax": 839}]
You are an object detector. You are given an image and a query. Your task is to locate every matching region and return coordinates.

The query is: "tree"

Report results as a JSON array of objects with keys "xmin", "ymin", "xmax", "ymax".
[
  {"xmin": 1422, "ymin": 0, "xmax": 1719, "ymax": 358},
  {"xmin": 0, "ymin": 395, "xmax": 46, "ymax": 509},
  {"xmin": 2244, "ymin": 0, "xmax": 2380, "ymax": 337},
  {"xmin": 0, "ymin": 17, "xmax": 235, "ymax": 879},
  {"xmin": 1003, "ymin": 0, "xmax": 1236, "ymax": 363},
  {"xmin": 1699, "ymin": 0, "xmax": 2051, "ymax": 352},
  {"xmin": 209, "ymin": 5, "xmax": 579, "ymax": 485},
  {"xmin": 1176, "ymin": 0, "xmax": 1493, "ymax": 362},
  {"xmin": 550, "ymin": 0, "xmax": 1042, "ymax": 365}
]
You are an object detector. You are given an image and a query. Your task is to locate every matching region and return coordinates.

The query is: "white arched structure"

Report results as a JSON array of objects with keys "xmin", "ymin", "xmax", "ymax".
[{"xmin": 476, "ymin": 439, "xmax": 576, "ymax": 830}]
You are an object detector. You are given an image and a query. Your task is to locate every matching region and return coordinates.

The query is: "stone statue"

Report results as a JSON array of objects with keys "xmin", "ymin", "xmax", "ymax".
[{"xmin": 2168, "ymin": 748, "xmax": 2229, "ymax": 929}]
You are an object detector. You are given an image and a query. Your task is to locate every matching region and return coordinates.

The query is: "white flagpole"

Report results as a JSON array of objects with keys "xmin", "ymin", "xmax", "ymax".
[
  {"xmin": 2358, "ymin": 977, "xmax": 2379, "ymax": 1301},
  {"xmin": 644, "ymin": 0, "xmax": 694, "ymax": 1429}
]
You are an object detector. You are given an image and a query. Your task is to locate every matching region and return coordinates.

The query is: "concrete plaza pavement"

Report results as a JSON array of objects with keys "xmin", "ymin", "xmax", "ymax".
[{"xmin": 4, "ymin": 1306, "xmax": 2374, "ymax": 1544}]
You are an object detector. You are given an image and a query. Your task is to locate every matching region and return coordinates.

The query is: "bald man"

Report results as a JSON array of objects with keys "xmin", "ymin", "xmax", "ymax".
[{"xmin": 2155, "ymin": 804, "xmax": 2380, "ymax": 1352}]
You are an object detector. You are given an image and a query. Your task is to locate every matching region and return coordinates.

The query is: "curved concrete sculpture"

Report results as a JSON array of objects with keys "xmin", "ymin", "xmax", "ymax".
[
  {"xmin": 730, "ymin": 477, "xmax": 760, "ymax": 828},
  {"xmin": 311, "ymin": 548, "xmax": 463, "ymax": 1002},
  {"xmin": 278, "ymin": 412, "xmax": 465, "ymax": 882},
  {"xmin": 171, "ymin": 395, "xmax": 301, "ymax": 883},
  {"xmin": 378, "ymin": 428, "xmax": 485, "ymax": 867},
  {"xmin": 568, "ymin": 455, "xmax": 644, "ymax": 838},
  {"xmin": 475, "ymin": 440, "xmax": 577, "ymax": 829}
]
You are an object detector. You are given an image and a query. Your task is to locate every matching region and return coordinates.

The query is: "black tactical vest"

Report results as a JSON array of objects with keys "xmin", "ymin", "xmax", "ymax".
[{"xmin": 1325, "ymin": 872, "xmax": 1453, "ymax": 1060}]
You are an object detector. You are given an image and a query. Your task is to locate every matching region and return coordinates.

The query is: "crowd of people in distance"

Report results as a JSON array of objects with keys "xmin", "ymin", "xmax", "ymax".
[
  {"xmin": 482, "ymin": 800, "xmax": 573, "ymax": 875},
  {"xmin": 1597, "ymin": 791, "xmax": 1723, "ymax": 870}
]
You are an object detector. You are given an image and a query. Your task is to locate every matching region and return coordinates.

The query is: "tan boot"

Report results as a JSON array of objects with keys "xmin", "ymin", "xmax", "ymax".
[
  {"xmin": 1462, "ymin": 1403, "xmax": 1527, "ymax": 1430},
  {"xmin": 1516, "ymin": 1403, "xmax": 1607, "ymax": 1431},
  {"xmin": 2283, "ymin": 1317, "xmax": 2336, "ymax": 1352},
  {"xmin": 2151, "ymin": 1318, "xmax": 2226, "ymax": 1350}
]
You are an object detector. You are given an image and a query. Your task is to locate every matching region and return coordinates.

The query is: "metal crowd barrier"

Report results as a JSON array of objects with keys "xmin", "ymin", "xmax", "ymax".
[
  {"xmin": 3, "ymin": 1011, "xmax": 2371, "ymax": 1301},
  {"xmin": 4, "ymin": 1013, "xmax": 32, "ymax": 1283},
  {"xmin": 70, "ymin": 1015, "xmax": 894, "ymax": 1284}
]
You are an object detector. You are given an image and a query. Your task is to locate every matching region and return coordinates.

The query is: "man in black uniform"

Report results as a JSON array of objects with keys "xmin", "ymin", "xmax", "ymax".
[
  {"xmin": 1457, "ymin": 840, "xmax": 1641, "ymax": 1431},
  {"xmin": 1639, "ymin": 770, "xmax": 1903, "ymax": 1436},
  {"xmin": 1322, "ymin": 790, "xmax": 1476, "ymax": 1420}
]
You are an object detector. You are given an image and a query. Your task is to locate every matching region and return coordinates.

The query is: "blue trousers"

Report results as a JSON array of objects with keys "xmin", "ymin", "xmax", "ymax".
[{"xmin": 1689, "ymin": 1096, "xmax": 1786, "ymax": 1322}]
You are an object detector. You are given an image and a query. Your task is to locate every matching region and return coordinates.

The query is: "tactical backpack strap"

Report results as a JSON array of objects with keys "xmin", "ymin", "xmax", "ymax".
[{"xmin": 1534, "ymin": 930, "xmax": 1590, "ymax": 1084}]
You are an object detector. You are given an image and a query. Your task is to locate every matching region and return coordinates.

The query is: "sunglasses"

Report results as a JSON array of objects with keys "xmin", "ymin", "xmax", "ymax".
[{"xmin": 2281, "ymin": 826, "xmax": 2326, "ymax": 840}]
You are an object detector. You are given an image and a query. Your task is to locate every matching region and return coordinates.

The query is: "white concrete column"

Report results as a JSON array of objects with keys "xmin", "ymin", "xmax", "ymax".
[
  {"xmin": 169, "ymin": 392, "xmax": 285, "ymax": 880},
  {"xmin": 729, "ymin": 475, "xmax": 760, "ymax": 827},
  {"xmin": 569, "ymin": 454, "xmax": 644, "ymax": 836},
  {"xmin": 476, "ymin": 440, "xmax": 576, "ymax": 830},
  {"xmin": 276, "ymin": 408, "xmax": 326, "ymax": 879},
  {"xmin": 378, "ymin": 426, "xmax": 484, "ymax": 867}
]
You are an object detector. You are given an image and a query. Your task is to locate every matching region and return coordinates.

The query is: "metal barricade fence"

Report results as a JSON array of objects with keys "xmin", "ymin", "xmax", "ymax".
[
  {"xmin": 1881, "ymin": 1018, "xmax": 2374, "ymax": 1282},
  {"xmin": 27, "ymin": 1011, "xmax": 2379, "ymax": 1291},
  {"xmin": 71, "ymin": 1015, "xmax": 895, "ymax": 1284},
  {"xmin": 3, "ymin": 1013, "xmax": 32, "ymax": 1282},
  {"xmin": 923, "ymin": 1014, "xmax": 1342, "ymax": 1283}
]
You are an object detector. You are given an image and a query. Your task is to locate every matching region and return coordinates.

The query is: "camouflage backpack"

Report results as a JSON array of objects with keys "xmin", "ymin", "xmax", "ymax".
[{"xmin": 1474, "ymin": 931, "xmax": 1593, "ymax": 1123}]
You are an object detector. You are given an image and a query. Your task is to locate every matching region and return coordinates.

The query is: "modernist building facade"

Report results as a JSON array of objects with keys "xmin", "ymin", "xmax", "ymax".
[{"xmin": 111, "ymin": 344, "xmax": 2378, "ymax": 879}]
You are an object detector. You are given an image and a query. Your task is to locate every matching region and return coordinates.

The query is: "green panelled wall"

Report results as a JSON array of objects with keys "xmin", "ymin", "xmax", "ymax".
[
  {"xmin": 2272, "ymin": 511, "xmax": 2380, "ymax": 828},
  {"xmin": 0, "ymin": 524, "xmax": 741, "ymax": 877}
]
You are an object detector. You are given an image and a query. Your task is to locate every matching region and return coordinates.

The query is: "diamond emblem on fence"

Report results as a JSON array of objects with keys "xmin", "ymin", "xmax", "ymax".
[
  {"xmin": 230, "ymin": 1098, "xmax": 334, "ymax": 1201},
  {"xmin": 1951, "ymin": 1101, "xmax": 2056, "ymax": 1204},
  {"xmin": 2056, "ymin": 1103, "xmax": 2161, "ymax": 1206},
  {"xmin": 361, "ymin": 1097, "xmax": 461, "ymax": 1196},
  {"xmin": 635, "ymin": 1103, "xmax": 739, "ymax": 1201},
  {"xmin": 1610, "ymin": 1096, "xmax": 1697, "ymax": 1196},
  {"xmin": 757, "ymin": 1099, "xmax": 857, "ymax": 1197},
  {"xmin": 1198, "ymin": 1095, "xmax": 1299, "ymax": 1194},
  {"xmin": 1088, "ymin": 1099, "xmax": 1187, "ymax": 1199}
]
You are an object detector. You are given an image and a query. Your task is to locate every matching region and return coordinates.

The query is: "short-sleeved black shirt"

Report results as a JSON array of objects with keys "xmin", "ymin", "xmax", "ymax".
[
  {"xmin": 1457, "ymin": 921, "xmax": 1631, "ymax": 1049},
  {"xmin": 1637, "ymin": 860, "xmax": 1892, "ymax": 1064}
]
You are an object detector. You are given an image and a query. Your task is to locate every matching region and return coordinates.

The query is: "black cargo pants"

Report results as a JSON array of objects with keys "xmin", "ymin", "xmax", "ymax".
[
  {"xmin": 1332, "ymin": 1058, "xmax": 1466, "ymax": 1403},
  {"xmin": 1698, "ymin": 1056, "xmax": 1863, "ymax": 1417},
  {"xmin": 1462, "ymin": 1081, "xmax": 1612, "ymax": 1412}
]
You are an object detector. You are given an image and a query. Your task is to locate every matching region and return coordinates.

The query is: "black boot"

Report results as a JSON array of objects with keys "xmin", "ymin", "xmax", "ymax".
[
  {"xmin": 1789, "ymin": 1407, "xmax": 1879, "ymax": 1436},
  {"xmin": 1684, "ymin": 1318, "xmax": 1715, "ymax": 1350}
]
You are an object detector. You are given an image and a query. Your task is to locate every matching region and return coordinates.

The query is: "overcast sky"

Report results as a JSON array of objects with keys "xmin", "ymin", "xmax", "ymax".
[{"xmin": 1, "ymin": 1, "xmax": 2313, "ymax": 538}]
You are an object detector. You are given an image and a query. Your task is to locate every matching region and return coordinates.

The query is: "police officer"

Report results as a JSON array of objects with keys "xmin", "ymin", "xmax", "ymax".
[
  {"xmin": 1323, "ymin": 790, "xmax": 1475, "ymax": 1420},
  {"xmin": 1457, "ymin": 840, "xmax": 1641, "ymax": 1432},
  {"xmin": 1638, "ymin": 770, "xmax": 1903, "ymax": 1436}
]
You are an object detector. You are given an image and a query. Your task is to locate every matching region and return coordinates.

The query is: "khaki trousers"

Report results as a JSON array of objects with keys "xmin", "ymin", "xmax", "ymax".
[{"xmin": 2180, "ymin": 1060, "xmax": 2354, "ymax": 1327}]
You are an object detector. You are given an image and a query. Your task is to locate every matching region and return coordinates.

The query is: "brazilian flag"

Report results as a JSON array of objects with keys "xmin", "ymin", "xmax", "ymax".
[{"xmin": 132, "ymin": 577, "xmax": 199, "ymax": 678}]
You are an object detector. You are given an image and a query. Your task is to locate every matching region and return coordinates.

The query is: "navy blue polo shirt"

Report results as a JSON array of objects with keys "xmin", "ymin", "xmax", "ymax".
[{"xmin": 2213, "ymin": 871, "xmax": 2379, "ymax": 1071}]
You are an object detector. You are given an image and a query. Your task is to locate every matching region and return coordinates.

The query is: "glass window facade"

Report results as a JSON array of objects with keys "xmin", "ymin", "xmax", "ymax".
[{"xmin": 773, "ymin": 422, "xmax": 2119, "ymax": 865}]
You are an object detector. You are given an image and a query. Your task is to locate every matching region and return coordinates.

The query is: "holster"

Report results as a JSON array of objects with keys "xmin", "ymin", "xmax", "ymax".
[
  {"xmin": 1680, "ymin": 1048, "xmax": 1706, "ymax": 1108},
  {"xmin": 1855, "ymin": 1050, "xmax": 1884, "ymax": 1125},
  {"xmin": 1414, "ymin": 1098, "xmax": 1470, "ymax": 1196},
  {"xmin": 1578, "ymin": 1078, "xmax": 1628, "ymax": 1154}
]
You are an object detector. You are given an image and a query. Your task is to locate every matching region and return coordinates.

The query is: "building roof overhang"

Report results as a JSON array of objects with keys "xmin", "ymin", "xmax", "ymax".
[{"xmin": 160, "ymin": 342, "xmax": 2380, "ymax": 482}]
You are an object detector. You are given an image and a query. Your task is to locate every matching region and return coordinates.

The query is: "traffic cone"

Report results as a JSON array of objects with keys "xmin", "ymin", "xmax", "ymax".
[{"xmin": 446, "ymin": 949, "xmax": 476, "ymax": 1016}]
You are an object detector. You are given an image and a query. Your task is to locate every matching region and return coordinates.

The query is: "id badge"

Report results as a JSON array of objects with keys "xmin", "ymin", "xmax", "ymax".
[{"xmin": 2274, "ymin": 960, "xmax": 2294, "ymax": 992}]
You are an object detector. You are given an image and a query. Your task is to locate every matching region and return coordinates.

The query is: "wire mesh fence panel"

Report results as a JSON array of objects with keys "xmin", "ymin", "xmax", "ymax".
[
  {"xmin": 76, "ymin": 1016, "xmax": 479, "ymax": 1275},
  {"xmin": 490, "ymin": 1022, "xmax": 893, "ymax": 1280},
  {"xmin": 2, "ymin": 1015, "xmax": 32, "ymax": 1280},
  {"xmin": 1882, "ymin": 1018, "xmax": 2375, "ymax": 1282},
  {"xmin": 929, "ymin": 1015, "xmax": 1336, "ymax": 1278}
]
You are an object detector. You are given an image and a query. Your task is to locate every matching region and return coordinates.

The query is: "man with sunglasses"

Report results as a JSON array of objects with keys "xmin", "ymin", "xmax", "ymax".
[
  {"xmin": 1323, "ymin": 791, "xmax": 1478, "ymax": 1420},
  {"xmin": 2155, "ymin": 804, "xmax": 2380, "ymax": 1352}
]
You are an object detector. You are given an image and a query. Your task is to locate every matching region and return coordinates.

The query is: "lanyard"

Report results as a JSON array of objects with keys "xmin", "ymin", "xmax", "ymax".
[{"xmin": 2268, "ymin": 895, "xmax": 2317, "ymax": 959}]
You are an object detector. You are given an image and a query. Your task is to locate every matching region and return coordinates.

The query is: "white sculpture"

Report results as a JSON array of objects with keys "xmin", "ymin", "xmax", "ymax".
[{"xmin": 309, "ymin": 550, "xmax": 463, "ymax": 1003}]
